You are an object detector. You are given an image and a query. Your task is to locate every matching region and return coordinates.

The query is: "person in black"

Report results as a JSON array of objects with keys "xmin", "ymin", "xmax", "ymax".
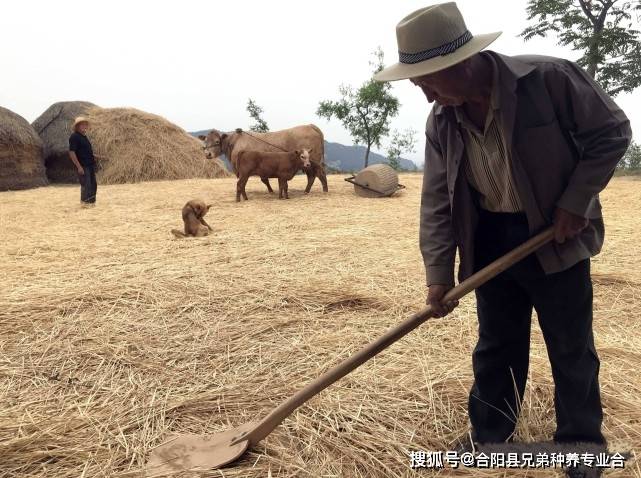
[{"xmin": 68, "ymin": 117, "xmax": 97, "ymax": 205}]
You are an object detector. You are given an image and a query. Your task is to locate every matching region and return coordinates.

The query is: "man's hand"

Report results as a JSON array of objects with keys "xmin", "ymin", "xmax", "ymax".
[
  {"xmin": 69, "ymin": 151, "xmax": 83, "ymax": 175},
  {"xmin": 427, "ymin": 284, "xmax": 459, "ymax": 318},
  {"xmin": 553, "ymin": 207, "xmax": 588, "ymax": 244}
]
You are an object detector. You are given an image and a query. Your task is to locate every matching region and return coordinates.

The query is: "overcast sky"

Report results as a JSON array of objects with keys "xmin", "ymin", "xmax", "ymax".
[{"xmin": 2, "ymin": 0, "xmax": 639, "ymax": 165}]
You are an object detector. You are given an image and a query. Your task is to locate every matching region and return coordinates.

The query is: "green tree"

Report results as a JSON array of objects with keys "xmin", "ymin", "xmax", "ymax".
[
  {"xmin": 317, "ymin": 48, "xmax": 400, "ymax": 168},
  {"xmin": 520, "ymin": 0, "xmax": 641, "ymax": 96},
  {"xmin": 247, "ymin": 98, "xmax": 269, "ymax": 132},
  {"xmin": 386, "ymin": 128, "xmax": 417, "ymax": 171},
  {"xmin": 619, "ymin": 139, "xmax": 641, "ymax": 169}
]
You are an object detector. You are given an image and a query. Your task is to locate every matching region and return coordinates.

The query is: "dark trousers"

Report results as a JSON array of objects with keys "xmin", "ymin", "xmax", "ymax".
[
  {"xmin": 468, "ymin": 210, "xmax": 604, "ymax": 445},
  {"xmin": 79, "ymin": 164, "xmax": 97, "ymax": 203}
]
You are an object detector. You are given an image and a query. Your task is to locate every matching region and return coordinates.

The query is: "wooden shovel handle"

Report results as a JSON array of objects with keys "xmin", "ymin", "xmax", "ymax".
[{"xmin": 234, "ymin": 226, "xmax": 555, "ymax": 446}]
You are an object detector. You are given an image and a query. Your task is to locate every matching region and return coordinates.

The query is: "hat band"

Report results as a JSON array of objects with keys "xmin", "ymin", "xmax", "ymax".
[{"xmin": 398, "ymin": 30, "xmax": 473, "ymax": 65}]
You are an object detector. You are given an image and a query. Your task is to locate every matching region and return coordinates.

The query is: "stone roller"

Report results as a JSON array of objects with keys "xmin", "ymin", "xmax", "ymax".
[{"xmin": 345, "ymin": 164, "xmax": 405, "ymax": 198}]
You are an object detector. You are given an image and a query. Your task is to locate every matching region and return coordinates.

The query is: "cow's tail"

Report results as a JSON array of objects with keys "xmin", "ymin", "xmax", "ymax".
[
  {"xmin": 309, "ymin": 124, "xmax": 326, "ymax": 168},
  {"xmin": 319, "ymin": 138, "xmax": 326, "ymax": 173},
  {"xmin": 233, "ymin": 150, "xmax": 244, "ymax": 177}
]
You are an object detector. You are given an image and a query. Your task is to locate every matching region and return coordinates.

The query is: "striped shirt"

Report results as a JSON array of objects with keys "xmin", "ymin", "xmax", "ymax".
[{"xmin": 454, "ymin": 60, "xmax": 523, "ymax": 213}]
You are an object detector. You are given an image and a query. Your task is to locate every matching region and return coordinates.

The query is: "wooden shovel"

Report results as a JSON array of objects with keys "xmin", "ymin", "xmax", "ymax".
[{"xmin": 146, "ymin": 226, "xmax": 555, "ymax": 476}]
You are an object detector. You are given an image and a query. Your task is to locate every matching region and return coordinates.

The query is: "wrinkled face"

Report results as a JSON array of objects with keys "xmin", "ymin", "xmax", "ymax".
[
  {"xmin": 409, "ymin": 60, "xmax": 472, "ymax": 107},
  {"xmin": 200, "ymin": 131, "xmax": 225, "ymax": 159},
  {"xmin": 299, "ymin": 149, "xmax": 312, "ymax": 169}
]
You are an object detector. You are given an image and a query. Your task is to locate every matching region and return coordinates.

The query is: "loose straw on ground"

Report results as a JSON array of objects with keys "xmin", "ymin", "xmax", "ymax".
[{"xmin": 0, "ymin": 175, "xmax": 639, "ymax": 477}]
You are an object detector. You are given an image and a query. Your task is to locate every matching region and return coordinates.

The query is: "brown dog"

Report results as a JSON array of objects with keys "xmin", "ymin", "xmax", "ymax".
[{"xmin": 171, "ymin": 199, "xmax": 213, "ymax": 238}]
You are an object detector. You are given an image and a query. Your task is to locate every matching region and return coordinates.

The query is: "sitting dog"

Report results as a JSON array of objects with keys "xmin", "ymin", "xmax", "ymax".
[{"xmin": 171, "ymin": 199, "xmax": 213, "ymax": 238}]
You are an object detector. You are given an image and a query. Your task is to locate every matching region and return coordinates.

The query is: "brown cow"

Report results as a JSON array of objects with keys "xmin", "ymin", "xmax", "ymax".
[
  {"xmin": 171, "ymin": 199, "xmax": 213, "ymax": 238},
  {"xmin": 200, "ymin": 125, "xmax": 328, "ymax": 193},
  {"xmin": 236, "ymin": 149, "xmax": 312, "ymax": 201}
]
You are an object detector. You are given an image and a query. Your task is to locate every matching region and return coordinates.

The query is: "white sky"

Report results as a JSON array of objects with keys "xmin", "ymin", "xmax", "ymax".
[{"xmin": 1, "ymin": 0, "xmax": 639, "ymax": 165}]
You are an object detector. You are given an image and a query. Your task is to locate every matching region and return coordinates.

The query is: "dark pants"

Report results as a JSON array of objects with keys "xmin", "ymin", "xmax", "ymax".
[
  {"xmin": 79, "ymin": 164, "xmax": 97, "ymax": 203},
  {"xmin": 468, "ymin": 210, "xmax": 604, "ymax": 445}
]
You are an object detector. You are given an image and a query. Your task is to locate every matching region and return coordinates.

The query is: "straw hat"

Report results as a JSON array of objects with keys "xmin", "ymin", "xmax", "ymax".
[
  {"xmin": 72, "ymin": 116, "xmax": 89, "ymax": 130},
  {"xmin": 374, "ymin": 2, "xmax": 501, "ymax": 82}
]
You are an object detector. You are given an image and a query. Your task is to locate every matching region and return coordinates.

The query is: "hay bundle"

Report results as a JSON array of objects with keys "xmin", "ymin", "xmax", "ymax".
[
  {"xmin": 32, "ymin": 100, "xmax": 96, "ymax": 183},
  {"xmin": 84, "ymin": 107, "xmax": 230, "ymax": 184},
  {"xmin": 0, "ymin": 106, "xmax": 47, "ymax": 191}
]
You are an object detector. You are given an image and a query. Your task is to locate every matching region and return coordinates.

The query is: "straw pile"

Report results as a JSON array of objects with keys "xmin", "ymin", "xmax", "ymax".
[
  {"xmin": 0, "ymin": 106, "xmax": 46, "ymax": 191},
  {"xmin": 1, "ymin": 175, "xmax": 639, "ymax": 477},
  {"xmin": 32, "ymin": 100, "xmax": 96, "ymax": 182},
  {"xmin": 32, "ymin": 102, "xmax": 229, "ymax": 184},
  {"xmin": 83, "ymin": 107, "xmax": 229, "ymax": 184}
]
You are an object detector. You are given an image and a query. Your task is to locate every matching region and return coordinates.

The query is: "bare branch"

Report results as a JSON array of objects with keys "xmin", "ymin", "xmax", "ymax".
[
  {"xmin": 579, "ymin": 0, "xmax": 598, "ymax": 24},
  {"xmin": 597, "ymin": 0, "xmax": 615, "ymax": 29}
]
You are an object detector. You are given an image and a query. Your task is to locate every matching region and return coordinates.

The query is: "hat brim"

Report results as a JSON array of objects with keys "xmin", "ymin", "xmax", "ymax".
[
  {"xmin": 72, "ymin": 118, "xmax": 90, "ymax": 130},
  {"xmin": 374, "ymin": 32, "xmax": 502, "ymax": 82}
]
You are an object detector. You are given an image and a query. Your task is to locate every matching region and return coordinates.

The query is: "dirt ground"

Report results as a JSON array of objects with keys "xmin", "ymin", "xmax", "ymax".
[{"xmin": 1, "ymin": 174, "xmax": 640, "ymax": 477}]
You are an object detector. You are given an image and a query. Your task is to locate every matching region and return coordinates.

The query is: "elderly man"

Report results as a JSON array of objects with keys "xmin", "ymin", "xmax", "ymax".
[
  {"xmin": 374, "ymin": 2, "xmax": 631, "ymax": 474},
  {"xmin": 68, "ymin": 116, "xmax": 97, "ymax": 206}
]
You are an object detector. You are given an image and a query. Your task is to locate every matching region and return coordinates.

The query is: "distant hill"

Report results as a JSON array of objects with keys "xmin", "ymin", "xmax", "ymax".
[
  {"xmin": 191, "ymin": 129, "xmax": 216, "ymax": 138},
  {"xmin": 323, "ymin": 141, "xmax": 416, "ymax": 172},
  {"xmin": 190, "ymin": 130, "xmax": 417, "ymax": 172}
]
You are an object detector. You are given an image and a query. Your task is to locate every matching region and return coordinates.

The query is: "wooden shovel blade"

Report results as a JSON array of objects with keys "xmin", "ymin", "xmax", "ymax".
[{"xmin": 146, "ymin": 422, "xmax": 258, "ymax": 476}]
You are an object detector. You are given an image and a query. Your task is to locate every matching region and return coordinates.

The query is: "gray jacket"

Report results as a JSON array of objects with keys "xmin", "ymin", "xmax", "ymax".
[{"xmin": 420, "ymin": 52, "xmax": 631, "ymax": 286}]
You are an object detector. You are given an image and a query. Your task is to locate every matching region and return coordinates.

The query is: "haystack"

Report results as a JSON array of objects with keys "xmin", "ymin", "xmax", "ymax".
[
  {"xmin": 83, "ymin": 107, "xmax": 229, "ymax": 184},
  {"xmin": 0, "ymin": 106, "xmax": 47, "ymax": 191},
  {"xmin": 32, "ymin": 100, "xmax": 96, "ymax": 182}
]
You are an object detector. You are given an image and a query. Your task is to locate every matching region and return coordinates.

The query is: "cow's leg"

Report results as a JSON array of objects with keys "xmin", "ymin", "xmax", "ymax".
[
  {"xmin": 318, "ymin": 169, "xmax": 329, "ymax": 193},
  {"xmin": 237, "ymin": 175, "xmax": 249, "ymax": 201},
  {"xmin": 242, "ymin": 179, "xmax": 249, "ymax": 200},
  {"xmin": 278, "ymin": 178, "xmax": 286, "ymax": 199},
  {"xmin": 261, "ymin": 177, "xmax": 274, "ymax": 193},
  {"xmin": 304, "ymin": 169, "xmax": 316, "ymax": 193},
  {"xmin": 284, "ymin": 179, "xmax": 290, "ymax": 199}
]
